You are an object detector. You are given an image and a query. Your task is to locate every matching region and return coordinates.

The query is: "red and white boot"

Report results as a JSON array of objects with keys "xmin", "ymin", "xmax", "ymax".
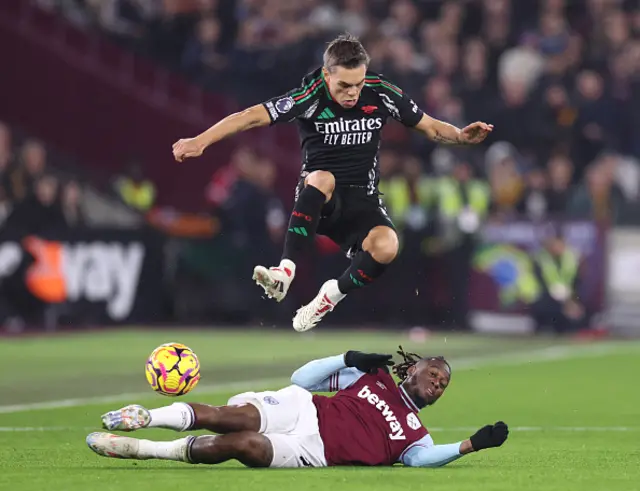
[
  {"xmin": 293, "ymin": 279, "xmax": 345, "ymax": 332},
  {"xmin": 253, "ymin": 259, "xmax": 295, "ymax": 302}
]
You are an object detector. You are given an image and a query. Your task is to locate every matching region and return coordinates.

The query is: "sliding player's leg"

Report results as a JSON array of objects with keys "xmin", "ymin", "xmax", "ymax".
[
  {"xmin": 101, "ymin": 401, "xmax": 260, "ymax": 433},
  {"xmin": 86, "ymin": 431, "xmax": 273, "ymax": 467},
  {"xmin": 90, "ymin": 385, "xmax": 324, "ymax": 468},
  {"xmin": 253, "ymin": 170, "xmax": 335, "ymax": 302},
  {"xmin": 102, "ymin": 385, "xmax": 309, "ymax": 434}
]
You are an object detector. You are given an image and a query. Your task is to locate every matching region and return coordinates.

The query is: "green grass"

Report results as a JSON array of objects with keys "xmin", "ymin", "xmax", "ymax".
[{"xmin": 1, "ymin": 329, "xmax": 639, "ymax": 491}]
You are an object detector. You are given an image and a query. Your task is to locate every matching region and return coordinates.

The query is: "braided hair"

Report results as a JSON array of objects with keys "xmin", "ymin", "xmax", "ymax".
[{"xmin": 392, "ymin": 345, "xmax": 451, "ymax": 382}]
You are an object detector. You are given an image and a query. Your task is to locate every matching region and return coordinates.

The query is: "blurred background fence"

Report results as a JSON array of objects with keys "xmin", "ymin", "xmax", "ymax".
[{"xmin": 1, "ymin": 0, "xmax": 640, "ymax": 336}]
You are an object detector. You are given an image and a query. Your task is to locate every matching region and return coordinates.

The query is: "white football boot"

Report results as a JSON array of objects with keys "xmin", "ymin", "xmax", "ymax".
[
  {"xmin": 252, "ymin": 261, "xmax": 295, "ymax": 302},
  {"xmin": 293, "ymin": 279, "xmax": 343, "ymax": 332},
  {"xmin": 101, "ymin": 404, "xmax": 151, "ymax": 432},
  {"xmin": 86, "ymin": 432, "xmax": 145, "ymax": 459}
]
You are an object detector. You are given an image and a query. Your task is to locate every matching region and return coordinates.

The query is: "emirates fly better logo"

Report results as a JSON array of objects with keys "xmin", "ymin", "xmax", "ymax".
[{"xmin": 314, "ymin": 116, "xmax": 383, "ymax": 146}]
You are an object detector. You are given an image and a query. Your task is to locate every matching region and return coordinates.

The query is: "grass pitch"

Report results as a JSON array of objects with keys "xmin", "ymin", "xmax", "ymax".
[{"xmin": 1, "ymin": 329, "xmax": 639, "ymax": 491}]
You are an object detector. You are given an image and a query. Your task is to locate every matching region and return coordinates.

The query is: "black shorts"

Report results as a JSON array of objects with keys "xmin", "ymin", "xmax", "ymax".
[{"xmin": 297, "ymin": 182, "xmax": 395, "ymax": 257}]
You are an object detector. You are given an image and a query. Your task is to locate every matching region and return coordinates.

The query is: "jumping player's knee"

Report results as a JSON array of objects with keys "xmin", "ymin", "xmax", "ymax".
[
  {"xmin": 362, "ymin": 226, "xmax": 399, "ymax": 264},
  {"xmin": 305, "ymin": 170, "xmax": 335, "ymax": 201}
]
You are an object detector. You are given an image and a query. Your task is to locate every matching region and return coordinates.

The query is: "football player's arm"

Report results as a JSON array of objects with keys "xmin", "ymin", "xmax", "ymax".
[
  {"xmin": 400, "ymin": 435, "xmax": 467, "ymax": 468},
  {"xmin": 401, "ymin": 422, "xmax": 509, "ymax": 467},
  {"xmin": 172, "ymin": 104, "xmax": 271, "ymax": 162},
  {"xmin": 414, "ymin": 113, "xmax": 465, "ymax": 145},
  {"xmin": 414, "ymin": 113, "xmax": 494, "ymax": 145},
  {"xmin": 290, "ymin": 354, "xmax": 364, "ymax": 392},
  {"xmin": 378, "ymin": 79, "xmax": 492, "ymax": 145}
]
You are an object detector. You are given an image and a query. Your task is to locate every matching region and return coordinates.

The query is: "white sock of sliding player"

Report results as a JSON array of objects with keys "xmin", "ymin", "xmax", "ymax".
[
  {"xmin": 148, "ymin": 402, "xmax": 194, "ymax": 431},
  {"xmin": 137, "ymin": 437, "xmax": 190, "ymax": 461}
]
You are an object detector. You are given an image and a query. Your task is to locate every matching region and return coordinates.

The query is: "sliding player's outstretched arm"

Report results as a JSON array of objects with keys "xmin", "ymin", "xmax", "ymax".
[
  {"xmin": 172, "ymin": 104, "xmax": 271, "ymax": 162},
  {"xmin": 291, "ymin": 351, "xmax": 394, "ymax": 392},
  {"xmin": 401, "ymin": 422, "xmax": 509, "ymax": 468}
]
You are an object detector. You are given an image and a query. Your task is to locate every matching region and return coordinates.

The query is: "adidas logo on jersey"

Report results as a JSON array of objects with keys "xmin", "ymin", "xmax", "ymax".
[
  {"xmin": 357, "ymin": 385, "xmax": 406, "ymax": 441},
  {"xmin": 316, "ymin": 108, "xmax": 335, "ymax": 120}
]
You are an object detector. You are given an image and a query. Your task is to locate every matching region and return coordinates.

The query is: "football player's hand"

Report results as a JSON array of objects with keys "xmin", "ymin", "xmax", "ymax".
[
  {"xmin": 469, "ymin": 421, "xmax": 509, "ymax": 451},
  {"xmin": 459, "ymin": 122, "xmax": 493, "ymax": 144},
  {"xmin": 172, "ymin": 137, "xmax": 205, "ymax": 162},
  {"xmin": 344, "ymin": 351, "xmax": 394, "ymax": 374}
]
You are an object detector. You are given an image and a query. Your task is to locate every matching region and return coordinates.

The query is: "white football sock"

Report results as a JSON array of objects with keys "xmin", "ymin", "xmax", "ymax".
[
  {"xmin": 324, "ymin": 279, "xmax": 346, "ymax": 304},
  {"xmin": 148, "ymin": 402, "xmax": 194, "ymax": 431},
  {"xmin": 279, "ymin": 258, "xmax": 296, "ymax": 278},
  {"xmin": 138, "ymin": 437, "xmax": 190, "ymax": 461}
]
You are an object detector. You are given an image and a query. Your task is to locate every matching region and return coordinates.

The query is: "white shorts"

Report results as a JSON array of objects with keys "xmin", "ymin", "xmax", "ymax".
[{"xmin": 227, "ymin": 385, "xmax": 327, "ymax": 468}]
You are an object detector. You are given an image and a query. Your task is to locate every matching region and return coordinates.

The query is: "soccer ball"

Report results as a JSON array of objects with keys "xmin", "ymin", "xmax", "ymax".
[{"xmin": 145, "ymin": 342, "xmax": 201, "ymax": 396}]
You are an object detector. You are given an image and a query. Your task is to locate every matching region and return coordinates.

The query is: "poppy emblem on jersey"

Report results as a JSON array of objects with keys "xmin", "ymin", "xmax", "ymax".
[
  {"xmin": 406, "ymin": 413, "xmax": 422, "ymax": 430},
  {"xmin": 361, "ymin": 105, "xmax": 378, "ymax": 114},
  {"xmin": 263, "ymin": 396, "xmax": 279, "ymax": 405},
  {"xmin": 276, "ymin": 97, "xmax": 294, "ymax": 114}
]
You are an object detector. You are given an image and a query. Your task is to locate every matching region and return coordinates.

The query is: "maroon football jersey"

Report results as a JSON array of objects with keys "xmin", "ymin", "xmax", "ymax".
[{"xmin": 312, "ymin": 369, "xmax": 428, "ymax": 466}]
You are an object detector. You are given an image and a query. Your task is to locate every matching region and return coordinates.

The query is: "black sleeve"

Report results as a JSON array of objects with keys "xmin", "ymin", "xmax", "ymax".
[
  {"xmin": 371, "ymin": 77, "xmax": 424, "ymax": 127},
  {"xmin": 261, "ymin": 81, "xmax": 322, "ymax": 125}
]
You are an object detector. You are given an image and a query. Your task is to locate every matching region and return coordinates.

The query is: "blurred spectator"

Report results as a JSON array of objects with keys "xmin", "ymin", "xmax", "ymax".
[
  {"xmin": 0, "ymin": 184, "xmax": 12, "ymax": 228},
  {"xmin": 181, "ymin": 16, "xmax": 226, "ymax": 78},
  {"xmin": 61, "ymin": 180, "xmax": 87, "ymax": 228},
  {"xmin": 219, "ymin": 151, "xmax": 285, "ymax": 269},
  {"xmin": 518, "ymin": 168, "xmax": 549, "ymax": 221},
  {"xmin": 114, "ymin": 161, "xmax": 157, "ymax": 212},
  {"xmin": 428, "ymin": 158, "xmax": 490, "ymax": 328},
  {"xmin": 380, "ymin": 154, "xmax": 432, "ymax": 233},
  {"xmin": 9, "ymin": 139, "xmax": 47, "ymax": 204},
  {"xmin": 485, "ymin": 143, "xmax": 525, "ymax": 218},
  {"xmin": 7, "ymin": 175, "xmax": 65, "ymax": 234},
  {"xmin": 0, "ymin": 122, "xmax": 13, "ymax": 171},
  {"xmin": 531, "ymin": 231, "xmax": 586, "ymax": 335},
  {"xmin": 0, "ymin": 123, "xmax": 14, "ymax": 204},
  {"xmin": 546, "ymin": 154, "xmax": 574, "ymax": 215},
  {"xmin": 456, "ymin": 38, "xmax": 491, "ymax": 121},
  {"xmin": 571, "ymin": 70, "xmax": 618, "ymax": 178},
  {"xmin": 87, "ymin": 0, "xmax": 158, "ymax": 42},
  {"xmin": 566, "ymin": 158, "xmax": 626, "ymax": 222}
]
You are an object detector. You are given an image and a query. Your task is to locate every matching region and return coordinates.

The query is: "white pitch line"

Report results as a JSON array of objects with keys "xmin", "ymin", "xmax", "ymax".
[
  {"xmin": 430, "ymin": 426, "xmax": 639, "ymax": 432},
  {"xmin": 0, "ymin": 377, "xmax": 290, "ymax": 415},
  {"xmin": 0, "ymin": 426, "xmax": 637, "ymax": 432},
  {"xmin": 0, "ymin": 341, "xmax": 634, "ymax": 415}
]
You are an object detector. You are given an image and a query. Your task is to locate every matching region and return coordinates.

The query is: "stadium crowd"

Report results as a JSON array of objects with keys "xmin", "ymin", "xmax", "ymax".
[
  {"xmin": 4, "ymin": 0, "xmax": 636, "ymax": 331},
  {"xmin": 34, "ymin": 0, "xmax": 640, "ymax": 230},
  {"xmin": 0, "ymin": 121, "xmax": 88, "ymax": 234}
]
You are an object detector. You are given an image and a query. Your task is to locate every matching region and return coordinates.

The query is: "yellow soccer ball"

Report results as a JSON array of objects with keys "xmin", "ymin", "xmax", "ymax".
[{"xmin": 145, "ymin": 342, "xmax": 200, "ymax": 396}]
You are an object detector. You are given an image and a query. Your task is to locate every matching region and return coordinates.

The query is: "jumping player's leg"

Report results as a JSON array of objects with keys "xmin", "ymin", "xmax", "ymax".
[
  {"xmin": 253, "ymin": 170, "xmax": 335, "ymax": 302},
  {"xmin": 293, "ymin": 226, "xmax": 399, "ymax": 332},
  {"xmin": 86, "ymin": 431, "xmax": 273, "ymax": 467},
  {"xmin": 101, "ymin": 401, "xmax": 261, "ymax": 433},
  {"xmin": 336, "ymin": 226, "xmax": 398, "ymax": 295}
]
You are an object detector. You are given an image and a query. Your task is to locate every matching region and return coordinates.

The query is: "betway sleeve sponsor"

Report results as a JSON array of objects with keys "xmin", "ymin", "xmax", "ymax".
[{"xmin": 262, "ymin": 75, "xmax": 323, "ymax": 125}]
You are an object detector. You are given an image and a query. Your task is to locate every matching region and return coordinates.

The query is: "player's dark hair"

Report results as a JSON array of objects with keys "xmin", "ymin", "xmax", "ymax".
[
  {"xmin": 392, "ymin": 346, "xmax": 451, "ymax": 381},
  {"xmin": 323, "ymin": 33, "xmax": 370, "ymax": 71}
]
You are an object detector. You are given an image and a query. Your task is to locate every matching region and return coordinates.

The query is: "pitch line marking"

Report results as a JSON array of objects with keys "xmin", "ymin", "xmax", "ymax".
[
  {"xmin": 0, "ymin": 426, "xmax": 637, "ymax": 432},
  {"xmin": 0, "ymin": 342, "xmax": 635, "ymax": 415}
]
